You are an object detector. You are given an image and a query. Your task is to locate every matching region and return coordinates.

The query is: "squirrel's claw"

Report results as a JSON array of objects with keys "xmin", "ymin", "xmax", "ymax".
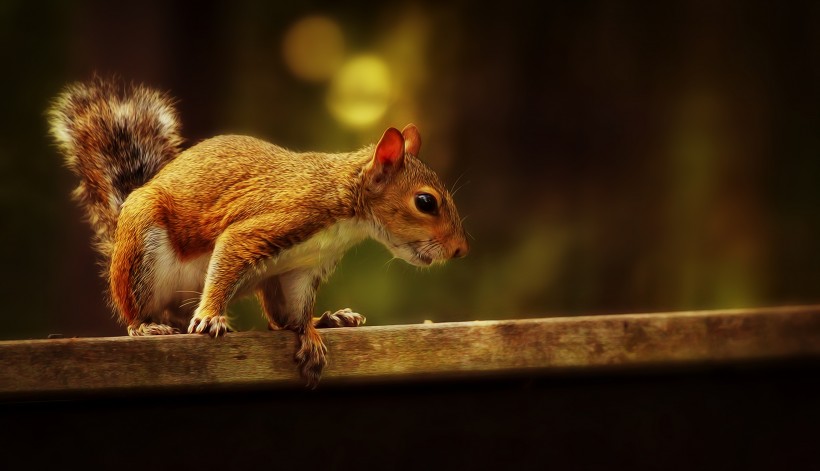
[{"xmin": 188, "ymin": 314, "xmax": 231, "ymax": 337}]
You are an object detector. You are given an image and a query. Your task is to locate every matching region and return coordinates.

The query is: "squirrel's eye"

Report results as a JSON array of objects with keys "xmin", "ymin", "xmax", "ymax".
[{"xmin": 414, "ymin": 193, "xmax": 438, "ymax": 214}]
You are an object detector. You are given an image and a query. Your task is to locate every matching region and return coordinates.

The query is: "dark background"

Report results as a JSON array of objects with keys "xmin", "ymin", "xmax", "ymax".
[
  {"xmin": 1, "ymin": 366, "xmax": 818, "ymax": 470},
  {"xmin": 2, "ymin": 0, "xmax": 820, "ymax": 339}
]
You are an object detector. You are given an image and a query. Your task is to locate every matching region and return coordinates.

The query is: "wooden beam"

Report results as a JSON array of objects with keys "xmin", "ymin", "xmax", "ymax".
[{"xmin": 1, "ymin": 305, "xmax": 819, "ymax": 398}]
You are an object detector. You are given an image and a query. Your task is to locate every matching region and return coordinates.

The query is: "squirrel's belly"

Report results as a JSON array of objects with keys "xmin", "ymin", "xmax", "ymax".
[
  {"xmin": 260, "ymin": 218, "xmax": 371, "ymax": 277},
  {"xmin": 143, "ymin": 226, "xmax": 211, "ymax": 315},
  {"xmin": 141, "ymin": 219, "xmax": 370, "ymax": 314}
]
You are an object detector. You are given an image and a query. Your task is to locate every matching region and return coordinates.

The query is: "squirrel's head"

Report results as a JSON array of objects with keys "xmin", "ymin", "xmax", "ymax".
[{"xmin": 363, "ymin": 124, "xmax": 469, "ymax": 267}]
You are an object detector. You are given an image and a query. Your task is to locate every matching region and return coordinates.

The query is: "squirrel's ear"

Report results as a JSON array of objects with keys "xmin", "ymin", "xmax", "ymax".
[
  {"xmin": 367, "ymin": 127, "xmax": 405, "ymax": 189},
  {"xmin": 374, "ymin": 127, "xmax": 405, "ymax": 168},
  {"xmin": 402, "ymin": 124, "xmax": 421, "ymax": 157}
]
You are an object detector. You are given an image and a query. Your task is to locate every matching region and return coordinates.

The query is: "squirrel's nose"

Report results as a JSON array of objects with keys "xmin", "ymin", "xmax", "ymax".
[{"xmin": 451, "ymin": 242, "xmax": 469, "ymax": 259}]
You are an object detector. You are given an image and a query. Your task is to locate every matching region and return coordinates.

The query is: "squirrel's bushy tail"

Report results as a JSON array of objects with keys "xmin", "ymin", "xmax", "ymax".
[{"xmin": 48, "ymin": 78, "xmax": 183, "ymax": 260}]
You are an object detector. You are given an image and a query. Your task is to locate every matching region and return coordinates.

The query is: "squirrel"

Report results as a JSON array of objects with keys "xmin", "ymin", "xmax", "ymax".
[{"xmin": 48, "ymin": 78, "xmax": 469, "ymax": 386}]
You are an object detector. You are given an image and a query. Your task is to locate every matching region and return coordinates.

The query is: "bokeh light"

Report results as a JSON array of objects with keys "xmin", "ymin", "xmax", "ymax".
[
  {"xmin": 282, "ymin": 16, "xmax": 345, "ymax": 82},
  {"xmin": 326, "ymin": 55, "xmax": 393, "ymax": 129}
]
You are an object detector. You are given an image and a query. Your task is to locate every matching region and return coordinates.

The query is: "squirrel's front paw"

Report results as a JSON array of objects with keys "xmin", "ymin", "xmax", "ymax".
[
  {"xmin": 295, "ymin": 328, "xmax": 327, "ymax": 388},
  {"xmin": 188, "ymin": 313, "xmax": 231, "ymax": 337},
  {"xmin": 314, "ymin": 308, "xmax": 366, "ymax": 328}
]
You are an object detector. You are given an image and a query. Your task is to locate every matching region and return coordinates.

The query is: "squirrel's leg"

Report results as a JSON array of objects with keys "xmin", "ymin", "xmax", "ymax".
[
  {"xmin": 257, "ymin": 270, "xmax": 328, "ymax": 387},
  {"xmin": 111, "ymin": 212, "xmax": 179, "ymax": 336},
  {"xmin": 257, "ymin": 274, "xmax": 365, "ymax": 330},
  {"xmin": 187, "ymin": 229, "xmax": 257, "ymax": 337},
  {"xmin": 256, "ymin": 275, "xmax": 287, "ymax": 331},
  {"xmin": 189, "ymin": 217, "xmax": 308, "ymax": 337}
]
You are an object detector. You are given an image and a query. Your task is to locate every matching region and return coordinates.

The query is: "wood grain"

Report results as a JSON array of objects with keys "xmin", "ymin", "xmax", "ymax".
[{"xmin": 1, "ymin": 305, "xmax": 819, "ymax": 397}]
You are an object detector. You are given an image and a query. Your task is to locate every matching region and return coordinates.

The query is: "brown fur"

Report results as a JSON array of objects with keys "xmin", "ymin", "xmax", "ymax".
[
  {"xmin": 49, "ymin": 79, "xmax": 468, "ymax": 386},
  {"xmin": 48, "ymin": 77, "xmax": 183, "ymax": 261}
]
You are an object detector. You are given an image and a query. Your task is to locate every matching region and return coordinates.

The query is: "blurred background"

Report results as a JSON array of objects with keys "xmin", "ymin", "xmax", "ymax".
[{"xmin": 2, "ymin": 0, "xmax": 820, "ymax": 339}]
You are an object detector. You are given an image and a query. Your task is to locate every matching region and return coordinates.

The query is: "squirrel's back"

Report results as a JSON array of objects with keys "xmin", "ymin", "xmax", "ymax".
[{"xmin": 48, "ymin": 78, "xmax": 183, "ymax": 259}]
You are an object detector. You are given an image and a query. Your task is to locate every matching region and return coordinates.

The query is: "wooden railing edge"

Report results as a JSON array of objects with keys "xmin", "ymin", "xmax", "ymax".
[{"xmin": 1, "ymin": 305, "xmax": 819, "ymax": 398}]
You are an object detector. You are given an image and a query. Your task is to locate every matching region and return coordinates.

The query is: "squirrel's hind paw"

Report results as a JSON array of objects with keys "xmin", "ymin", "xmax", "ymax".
[
  {"xmin": 314, "ymin": 308, "xmax": 366, "ymax": 328},
  {"xmin": 188, "ymin": 314, "xmax": 231, "ymax": 337},
  {"xmin": 128, "ymin": 323, "xmax": 180, "ymax": 336},
  {"xmin": 295, "ymin": 328, "xmax": 327, "ymax": 388}
]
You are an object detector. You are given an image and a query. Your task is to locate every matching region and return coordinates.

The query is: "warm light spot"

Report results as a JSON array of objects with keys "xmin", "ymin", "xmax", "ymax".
[
  {"xmin": 327, "ymin": 55, "xmax": 392, "ymax": 129},
  {"xmin": 282, "ymin": 16, "xmax": 345, "ymax": 82}
]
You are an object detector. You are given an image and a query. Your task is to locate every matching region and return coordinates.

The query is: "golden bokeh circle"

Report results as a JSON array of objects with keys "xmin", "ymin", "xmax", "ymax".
[
  {"xmin": 326, "ymin": 55, "xmax": 393, "ymax": 129},
  {"xmin": 282, "ymin": 16, "xmax": 345, "ymax": 82}
]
